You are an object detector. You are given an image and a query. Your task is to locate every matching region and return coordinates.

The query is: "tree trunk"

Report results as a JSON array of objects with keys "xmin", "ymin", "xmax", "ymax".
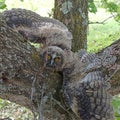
[{"xmin": 54, "ymin": 0, "xmax": 88, "ymax": 51}]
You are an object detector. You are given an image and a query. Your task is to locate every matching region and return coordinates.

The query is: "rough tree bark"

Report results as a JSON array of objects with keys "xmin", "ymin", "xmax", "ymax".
[
  {"xmin": 98, "ymin": 39, "xmax": 120, "ymax": 95},
  {"xmin": 54, "ymin": 0, "xmax": 88, "ymax": 51},
  {"xmin": 0, "ymin": 16, "xmax": 120, "ymax": 119},
  {"xmin": 0, "ymin": 17, "xmax": 65, "ymax": 120}
]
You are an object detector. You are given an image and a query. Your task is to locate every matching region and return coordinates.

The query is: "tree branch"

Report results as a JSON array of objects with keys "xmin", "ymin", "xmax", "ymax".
[
  {"xmin": 97, "ymin": 38, "xmax": 120, "ymax": 95},
  {"xmin": 0, "ymin": 17, "xmax": 66, "ymax": 119},
  {"xmin": 89, "ymin": 15, "xmax": 114, "ymax": 24}
]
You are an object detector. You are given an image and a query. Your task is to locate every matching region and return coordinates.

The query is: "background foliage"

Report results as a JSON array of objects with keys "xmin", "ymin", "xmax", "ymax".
[{"xmin": 0, "ymin": 0, "xmax": 120, "ymax": 119}]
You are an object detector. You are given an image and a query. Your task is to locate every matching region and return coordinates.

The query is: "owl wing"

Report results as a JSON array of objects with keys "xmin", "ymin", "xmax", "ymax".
[
  {"xmin": 71, "ymin": 51, "xmax": 116, "ymax": 120},
  {"xmin": 74, "ymin": 71, "xmax": 114, "ymax": 120},
  {"xmin": 62, "ymin": 70, "xmax": 114, "ymax": 120},
  {"xmin": 2, "ymin": 8, "xmax": 72, "ymax": 49},
  {"xmin": 62, "ymin": 51, "xmax": 116, "ymax": 119}
]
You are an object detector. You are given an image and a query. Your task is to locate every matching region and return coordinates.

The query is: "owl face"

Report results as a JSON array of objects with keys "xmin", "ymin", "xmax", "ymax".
[{"xmin": 41, "ymin": 46, "xmax": 66, "ymax": 71}]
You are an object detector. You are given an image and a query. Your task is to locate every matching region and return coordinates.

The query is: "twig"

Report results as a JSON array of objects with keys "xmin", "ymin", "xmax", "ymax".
[
  {"xmin": 89, "ymin": 15, "xmax": 114, "ymax": 24},
  {"xmin": 30, "ymin": 74, "xmax": 38, "ymax": 120},
  {"xmin": 38, "ymin": 84, "xmax": 46, "ymax": 120}
]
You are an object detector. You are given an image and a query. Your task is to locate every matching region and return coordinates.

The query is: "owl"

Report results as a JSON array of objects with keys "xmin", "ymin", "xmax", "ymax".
[
  {"xmin": 40, "ymin": 46, "xmax": 69, "ymax": 71},
  {"xmin": 2, "ymin": 8, "xmax": 72, "ymax": 50}
]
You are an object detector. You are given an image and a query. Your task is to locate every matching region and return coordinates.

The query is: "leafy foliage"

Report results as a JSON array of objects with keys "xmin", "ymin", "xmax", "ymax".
[
  {"xmin": 88, "ymin": 0, "xmax": 120, "ymax": 22},
  {"xmin": 88, "ymin": 0, "xmax": 97, "ymax": 13},
  {"xmin": 0, "ymin": 0, "xmax": 6, "ymax": 9},
  {"xmin": 105, "ymin": 2, "xmax": 118, "ymax": 12},
  {"xmin": 101, "ymin": 0, "xmax": 120, "ymax": 22},
  {"xmin": 101, "ymin": 0, "xmax": 118, "ymax": 12}
]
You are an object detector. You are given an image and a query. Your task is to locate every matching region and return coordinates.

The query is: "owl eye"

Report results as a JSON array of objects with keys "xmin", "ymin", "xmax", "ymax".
[
  {"xmin": 54, "ymin": 57, "xmax": 61, "ymax": 62},
  {"xmin": 47, "ymin": 55, "xmax": 51, "ymax": 60}
]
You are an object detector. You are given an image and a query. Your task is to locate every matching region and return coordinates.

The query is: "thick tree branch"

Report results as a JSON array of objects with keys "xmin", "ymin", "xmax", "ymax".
[
  {"xmin": 97, "ymin": 38, "xmax": 120, "ymax": 95},
  {"xmin": 0, "ymin": 17, "xmax": 66, "ymax": 119}
]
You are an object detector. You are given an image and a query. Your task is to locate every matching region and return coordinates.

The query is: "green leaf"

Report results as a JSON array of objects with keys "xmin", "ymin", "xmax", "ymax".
[
  {"xmin": 88, "ymin": 0, "xmax": 97, "ymax": 13},
  {"xmin": 115, "ymin": 14, "xmax": 120, "ymax": 23},
  {"xmin": 100, "ymin": 0, "xmax": 120, "ymax": 22},
  {"xmin": 0, "ymin": 0, "xmax": 6, "ymax": 9},
  {"xmin": 107, "ymin": 2, "xmax": 118, "ymax": 12},
  {"xmin": 117, "ymin": 4, "xmax": 120, "ymax": 13},
  {"xmin": 60, "ymin": 1, "xmax": 73, "ymax": 14},
  {"xmin": 0, "ymin": 3, "xmax": 6, "ymax": 9}
]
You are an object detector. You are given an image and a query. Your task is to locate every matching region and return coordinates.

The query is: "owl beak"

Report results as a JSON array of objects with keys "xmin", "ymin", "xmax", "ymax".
[{"xmin": 50, "ymin": 59, "xmax": 54, "ymax": 65}]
